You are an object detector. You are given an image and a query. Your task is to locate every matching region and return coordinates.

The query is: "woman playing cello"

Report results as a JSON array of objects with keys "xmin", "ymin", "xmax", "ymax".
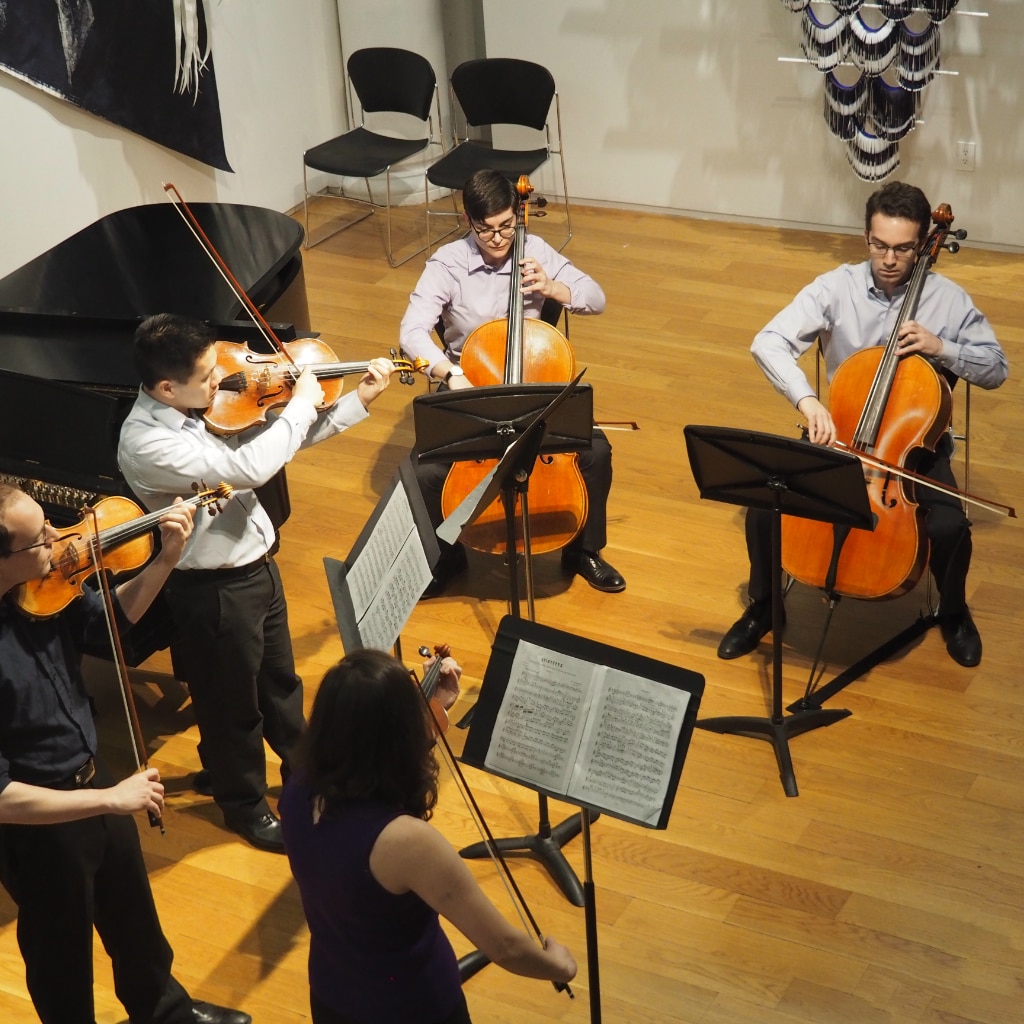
[
  {"xmin": 717, "ymin": 182, "xmax": 1008, "ymax": 668},
  {"xmin": 400, "ymin": 169, "xmax": 625, "ymax": 596}
]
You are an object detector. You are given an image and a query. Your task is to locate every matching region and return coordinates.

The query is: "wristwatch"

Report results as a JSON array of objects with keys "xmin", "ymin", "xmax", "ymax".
[{"xmin": 443, "ymin": 366, "xmax": 465, "ymax": 384}]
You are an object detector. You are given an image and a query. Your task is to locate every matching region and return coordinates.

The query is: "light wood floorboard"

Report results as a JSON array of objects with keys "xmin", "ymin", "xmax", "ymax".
[{"xmin": 1, "ymin": 199, "xmax": 1021, "ymax": 1022}]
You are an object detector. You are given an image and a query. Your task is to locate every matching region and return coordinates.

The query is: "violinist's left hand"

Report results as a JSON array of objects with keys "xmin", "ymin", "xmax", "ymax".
[
  {"xmin": 425, "ymin": 654, "xmax": 463, "ymax": 712},
  {"xmin": 520, "ymin": 259, "xmax": 571, "ymax": 306},
  {"xmin": 155, "ymin": 498, "xmax": 195, "ymax": 566},
  {"xmin": 357, "ymin": 357, "xmax": 396, "ymax": 408},
  {"xmin": 896, "ymin": 320, "xmax": 942, "ymax": 358}
]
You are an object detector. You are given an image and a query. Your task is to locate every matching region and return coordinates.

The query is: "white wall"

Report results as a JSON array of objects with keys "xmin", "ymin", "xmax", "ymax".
[
  {"xmin": 1, "ymin": 0, "xmax": 1021, "ymax": 282},
  {"xmin": 0, "ymin": 0, "xmax": 346, "ymax": 279},
  {"xmin": 483, "ymin": 0, "xmax": 1024, "ymax": 247}
]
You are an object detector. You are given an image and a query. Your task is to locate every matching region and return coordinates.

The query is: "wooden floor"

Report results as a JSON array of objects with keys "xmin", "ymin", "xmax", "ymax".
[{"xmin": 2, "ymin": 200, "xmax": 1022, "ymax": 1023}]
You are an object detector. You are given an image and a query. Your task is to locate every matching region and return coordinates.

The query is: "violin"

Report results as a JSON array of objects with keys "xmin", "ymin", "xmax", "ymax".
[
  {"xmin": 162, "ymin": 182, "xmax": 425, "ymax": 436},
  {"xmin": 416, "ymin": 643, "xmax": 453, "ymax": 734},
  {"xmin": 781, "ymin": 203, "xmax": 966, "ymax": 599},
  {"xmin": 14, "ymin": 484, "xmax": 233, "ymax": 619},
  {"xmin": 204, "ymin": 339, "xmax": 427, "ymax": 435},
  {"xmin": 440, "ymin": 176, "xmax": 588, "ymax": 554}
]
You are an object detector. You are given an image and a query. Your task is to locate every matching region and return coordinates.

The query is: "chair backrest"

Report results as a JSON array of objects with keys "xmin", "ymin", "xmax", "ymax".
[
  {"xmin": 347, "ymin": 47, "xmax": 436, "ymax": 121},
  {"xmin": 450, "ymin": 58, "xmax": 555, "ymax": 131}
]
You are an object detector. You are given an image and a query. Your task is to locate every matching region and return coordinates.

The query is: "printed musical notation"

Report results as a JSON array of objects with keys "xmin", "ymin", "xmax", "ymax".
[
  {"xmin": 346, "ymin": 483, "xmax": 432, "ymax": 652},
  {"xmin": 485, "ymin": 641, "xmax": 691, "ymax": 826}
]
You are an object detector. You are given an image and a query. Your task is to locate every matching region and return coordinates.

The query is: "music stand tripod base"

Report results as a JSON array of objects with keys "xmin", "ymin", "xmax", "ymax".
[{"xmin": 684, "ymin": 425, "xmax": 873, "ymax": 798}]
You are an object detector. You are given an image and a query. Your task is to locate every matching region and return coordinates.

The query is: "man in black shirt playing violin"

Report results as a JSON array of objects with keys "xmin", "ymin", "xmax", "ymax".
[
  {"xmin": 0, "ymin": 483, "xmax": 250, "ymax": 1024},
  {"xmin": 717, "ymin": 182, "xmax": 1008, "ymax": 668}
]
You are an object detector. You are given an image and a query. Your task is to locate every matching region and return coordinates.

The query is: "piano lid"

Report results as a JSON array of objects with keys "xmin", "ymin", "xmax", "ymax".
[
  {"xmin": 0, "ymin": 202, "xmax": 303, "ymax": 320},
  {"xmin": 0, "ymin": 202, "xmax": 306, "ymax": 389}
]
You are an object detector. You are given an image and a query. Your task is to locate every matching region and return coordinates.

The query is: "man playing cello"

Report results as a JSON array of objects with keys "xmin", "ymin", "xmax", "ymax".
[
  {"xmin": 400, "ymin": 169, "xmax": 625, "ymax": 597},
  {"xmin": 717, "ymin": 182, "xmax": 1008, "ymax": 668}
]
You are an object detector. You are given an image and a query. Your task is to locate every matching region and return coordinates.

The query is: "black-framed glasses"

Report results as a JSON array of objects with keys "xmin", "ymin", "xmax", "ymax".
[
  {"xmin": 867, "ymin": 239, "xmax": 918, "ymax": 259},
  {"xmin": 9, "ymin": 520, "xmax": 53, "ymax": 555},
  {"xmin": 471, "ymin": 222, "xmax": 516, "ymax": 241}
]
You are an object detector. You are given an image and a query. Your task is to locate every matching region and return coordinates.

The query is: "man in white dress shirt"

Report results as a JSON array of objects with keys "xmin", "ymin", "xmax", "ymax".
[{"xmin": 118, "ymin": 314, "xmax": 395, "ymax": 852}]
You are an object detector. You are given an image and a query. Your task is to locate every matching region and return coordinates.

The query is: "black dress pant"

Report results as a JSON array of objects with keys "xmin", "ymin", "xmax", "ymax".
[
  {"xmin": 0, "ymin": 763, "xmax": 193, "ymax": 1024},
  {"xmin": 416, "ymin": 427, "xmax": 613, "ymax": 555},
  {"xmin": 165, "ymin": 558, "xmax": 305, "ymax": 821},
  {"xmin": 743, "ymin": 445, "xmax": 971, "ymax": 616}
]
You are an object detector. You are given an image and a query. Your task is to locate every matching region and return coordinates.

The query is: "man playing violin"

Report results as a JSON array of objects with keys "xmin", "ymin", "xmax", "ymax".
[
  {"xmin": 718, "ymin": 181, "xmax": 1008, "ymax": 668},
  {"xmin": 0, "ymin": 485, "xmax": 250, "ymax": 1024},
  {"xmin": 118, "ymin": 314, "xmax": 396, "ymax": 853},
  {"xmin": 400, "ymin": 168, "xmax": 625, "ymax": 596}
]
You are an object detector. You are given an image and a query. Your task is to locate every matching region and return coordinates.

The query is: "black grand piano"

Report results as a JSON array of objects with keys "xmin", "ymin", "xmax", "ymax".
[{"xmin": 0, "ymin": 201, "xmax": 308, "ymax": 527}]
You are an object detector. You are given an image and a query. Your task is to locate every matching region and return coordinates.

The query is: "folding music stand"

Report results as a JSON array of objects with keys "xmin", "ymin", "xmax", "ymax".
[
  {"xmin": 462, "ymin": 615, "xmax": 705, "ymax": 1024},
  {"xmin": 414, "ymin": 377, "xmax": 598, "ymax": 904},
  {"xmin": 683, "ymin": 425, "xmax": 873, "ymax": 797},
  {"xmin": 413, "ymin": 376, "xmax": 593, "ymax": 620}
]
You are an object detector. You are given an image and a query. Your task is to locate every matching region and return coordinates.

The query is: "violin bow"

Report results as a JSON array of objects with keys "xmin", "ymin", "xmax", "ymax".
[
  {"xmin": 162, "ymin": 182, "xmax": 299, "ymax": 368},
  {"xmin": 833, "ymin": 440, "xmax": 1016, "ymax": 518},
  {"xmin": 412, "ymin": 649, "xmax": 573, "ymax": 999},
  {"xmin": 85, "ymin": 507, "xmax": 165, "ymax": 833}
]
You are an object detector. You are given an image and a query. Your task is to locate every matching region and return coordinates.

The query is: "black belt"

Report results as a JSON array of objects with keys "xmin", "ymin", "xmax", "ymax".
[
  {"xmin": 171, "ymin": 552, "xmax": 271, "ymax": 584},
  {"xmin": 72, "ymin": 757, "xmax": 96, "ymax": 787}
]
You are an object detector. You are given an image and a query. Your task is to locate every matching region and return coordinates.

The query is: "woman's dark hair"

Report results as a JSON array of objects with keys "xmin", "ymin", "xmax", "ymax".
[
  {"xmin": 294, "ymin": 649, "xmax": 439, "ymax": 820},
  {"xmin": 133, "ymin": 313, "xmax": 216, "ymax": 389},
  {"xmin": 462, "ymin": 169, "xmax": 519, "ymax": 223},
  {"xmin": 864, "ymin": 181, "xmax": 932, "ymax": 241}
]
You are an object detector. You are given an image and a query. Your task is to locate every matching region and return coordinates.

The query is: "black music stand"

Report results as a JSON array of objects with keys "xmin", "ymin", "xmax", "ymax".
[
  {"xmin": 683, "ymin": 425, "xmax": 874, "ymax": 797},
  {"xmin": 462, "ymin": 615, "xmax": 705, "ymax": 1024},
  {"xmin": 414, "ymin": 377, "xmax": 597, "ymax": 904}
]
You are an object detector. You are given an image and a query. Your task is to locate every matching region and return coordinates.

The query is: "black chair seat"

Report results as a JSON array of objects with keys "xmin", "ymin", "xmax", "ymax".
[
  {"xmin": 426, "ymin": 142, "xmax": 550, "ymax": 190},
  {"xmin": 305, "ymin": 128, "xmax": 429, "ymax": 179}
]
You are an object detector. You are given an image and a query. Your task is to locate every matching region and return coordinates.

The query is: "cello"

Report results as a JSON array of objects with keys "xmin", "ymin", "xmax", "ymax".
[
  {"xmin": 440, "ymin": 176, "xmax": 588, "ymax": 554},
  {"xmin": 780, "ymin": 203, "xmax": 963, "ymax": 600}
]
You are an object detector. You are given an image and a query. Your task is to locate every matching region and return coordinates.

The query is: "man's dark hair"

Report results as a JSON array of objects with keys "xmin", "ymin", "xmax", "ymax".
[
  {"xmin": 0, "ymin": 484, "xmax": 22, "ymax": 558},
  {"xmin": 864, "ymin": 181, "xmax": 932, "ymax": 240},
  {"xmin": 294, "ymin": 649, "xmax": 440, "ymax": 821},
  {"xmin": 133, "ymin": 313, "xmax": 215, "ymax": 389},
  {"xmin": 462, "ymin": 169, "xmax": 519, "ymax": 224}
]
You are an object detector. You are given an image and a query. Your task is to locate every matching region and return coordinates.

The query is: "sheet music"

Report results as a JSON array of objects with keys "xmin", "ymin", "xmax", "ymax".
[
  {"xmin": 345, "ymin": 485, "xmax": 422, "ymax": 620},
  {"xmin": 570, "ymin": 669, "xmax": 689, "ymax": 826},
  {"xmin": 483, "ymin": 640, "xmax": 690, "ymax": 823},
  {"xmin": 342, "ymin": 483, "xmax": 432, "ymax": 651},
  {"xmin": 356, "ymin": 533, "xmax": 432, "ymax": 652},
  {"xmin": 485, "ymin": 641, "xmax": 593, "ymax": 793}
]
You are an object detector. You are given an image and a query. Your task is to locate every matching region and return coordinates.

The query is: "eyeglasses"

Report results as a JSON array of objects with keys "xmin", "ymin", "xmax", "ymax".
[
  {"xmin": 867, "ymin": 239, "xmax": 918, "ymax": 259},
  {"xmin": 9, "ymin": 520, "xmax": 53, "ymax": 555},
  {"xmin": 471, "ymin": 222, "xmax": 516, "ymax": 242}
]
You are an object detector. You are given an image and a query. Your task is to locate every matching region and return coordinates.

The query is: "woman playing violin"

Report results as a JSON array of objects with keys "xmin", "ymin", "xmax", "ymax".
[
  {"xmin": 279, "ymin": 648, "xmax": 576, "ymax": 1024},
  {"xmin": 400, "ymin": 169, "xmax": 626, "ymax": 595},
  {"xmin": 118, "ymin": 313, "xmax": 397, "ymax": 853},
  {"xmin": 718, "ymin": 182, "xmax": 1008, "ymax": 668}
]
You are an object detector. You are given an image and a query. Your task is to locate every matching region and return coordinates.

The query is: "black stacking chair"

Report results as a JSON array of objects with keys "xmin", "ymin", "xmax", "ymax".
[
  {"xmin": 302, "ymin": 47, "xmax": 444, "ymax": 265},
  {"xmin": 424, "ymin": 58, "xmax": 572, "ymax": 253}
]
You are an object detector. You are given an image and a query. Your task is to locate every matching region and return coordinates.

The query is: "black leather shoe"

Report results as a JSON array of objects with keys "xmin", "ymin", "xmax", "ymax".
[
  {"xmin": 561, "ymin": 549, "xmax": 626, "ymax": 593},
  {"xmin": 192, "ymin": 1001, "xmax": 252, "ymax": 1024},
  {"xmin": 192, "ymin": 769, "xmax": 213, "ymax": 796},
  {"xmin": 940, "ymin": 609, "xmax": 982, "ymax": 667},
  {"xmin": 225, "ymin": 810, "xmax": 286, "ymax": 854},
  {"xmin": 717, "ymin": 601, "xmax": 778, "ymax": 660},
  {"xmin": 423, "ymin": 542, "xmax": 468, "ymax": 599}
]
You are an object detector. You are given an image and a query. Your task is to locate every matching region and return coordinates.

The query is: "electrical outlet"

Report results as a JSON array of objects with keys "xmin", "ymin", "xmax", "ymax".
[{"xmin": 956, "ymin": 141, "xmax": 976, "ymax": 171}]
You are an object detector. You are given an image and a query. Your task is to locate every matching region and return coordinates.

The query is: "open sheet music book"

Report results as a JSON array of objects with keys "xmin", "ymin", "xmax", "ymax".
[
  {"xmin": 323, "ymin": 457, "xmax": 438, "ymax": 654},
  {"xmin": 463, "ymin": 617, "xmax": 704, "ymax": 829}
]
